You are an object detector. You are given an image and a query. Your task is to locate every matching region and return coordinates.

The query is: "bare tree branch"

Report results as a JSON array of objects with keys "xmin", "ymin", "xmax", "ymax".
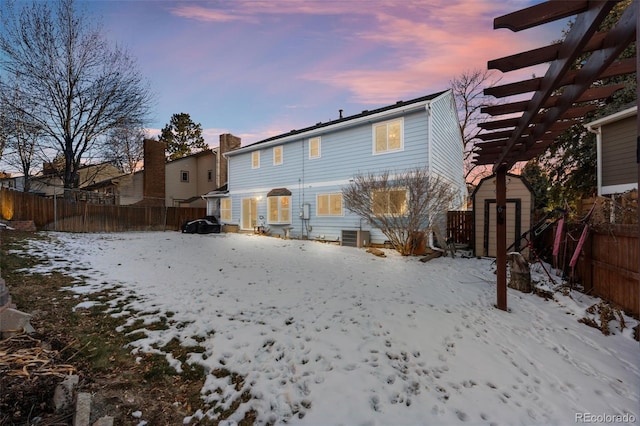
[
  {"xmin": 450, "ymin": 69, "xmax": 501, "ymax": 183},
  {"xmin": 343, "ymin": 168, "xmax": 459, "ymax": 255},
  {"xmin": 0, "ymin": 0, "xmax": 153, "ymax": 192}
]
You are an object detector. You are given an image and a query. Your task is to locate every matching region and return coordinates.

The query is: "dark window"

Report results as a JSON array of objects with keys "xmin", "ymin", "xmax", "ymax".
[{"xmin": 181, "ymin": 171, "xmax": 189, "ymax": 182}]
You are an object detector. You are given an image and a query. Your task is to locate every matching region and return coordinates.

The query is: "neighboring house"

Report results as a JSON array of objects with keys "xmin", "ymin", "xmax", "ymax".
[
  {"xmin": 29, "ymin": 162, "xmax": 123, "ymax": 198},
  {"xmin": 82, "ymin": 171, "xmax": 145, "ymax": 205},
  {"xmin": 211, "ymin": 90, "xmax": 467, "ymax": 244},
  {"xmin": 585, "ymin": 106, "xmax": 638, "ymax": 196},
  {"xmin": 84, "ymin": 134, "xmax": 241, "ymax": 206},
  {"xmin": 165, "ymin": 149, "xmax": 216, "ymax": 207},
  {"xmin": 0, "ymin": 173, "xmax": 24, "ymax": 191}
]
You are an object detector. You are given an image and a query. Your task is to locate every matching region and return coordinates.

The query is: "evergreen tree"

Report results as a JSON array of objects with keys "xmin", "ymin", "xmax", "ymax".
[
  {"xmin": 521, "ymin": 161, "xmax": 551, "ymax": 217},
  {"xmin": 159, "ymin": 113, "xmax": 208, "ymax": 161}
]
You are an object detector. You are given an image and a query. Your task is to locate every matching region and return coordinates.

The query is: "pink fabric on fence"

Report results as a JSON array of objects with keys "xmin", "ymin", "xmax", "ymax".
[
  {"xmin": 569, "ymin": 226, "xmax": 589, "ymax": 268},
  {"xmin": 553, "ymin": 218, "xmax": 564, "ymax": 257}
]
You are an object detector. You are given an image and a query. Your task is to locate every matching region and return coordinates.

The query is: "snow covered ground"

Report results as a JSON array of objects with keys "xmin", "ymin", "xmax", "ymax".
[{"xmin": 16, "ymin": 231, "xmax": 639, "ymax": 425}]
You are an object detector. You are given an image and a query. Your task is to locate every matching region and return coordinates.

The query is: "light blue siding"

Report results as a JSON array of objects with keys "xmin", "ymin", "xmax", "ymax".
[
  {"xmin": 224, "ymin": 90, "xmax": 465, "ymax": 244},
  {"xmin": 429, "ymin": 92, "xmax": 466, "ymax": 207}
]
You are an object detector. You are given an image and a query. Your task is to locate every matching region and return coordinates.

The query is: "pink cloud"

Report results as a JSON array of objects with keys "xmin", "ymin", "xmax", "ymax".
[
  {"xmin": 169, "ymin": 5, "xmax": 255, "ymax": 23},
  {"xmin": 301, "ymin": 2, "xmax": 554, "ymax": 104}
]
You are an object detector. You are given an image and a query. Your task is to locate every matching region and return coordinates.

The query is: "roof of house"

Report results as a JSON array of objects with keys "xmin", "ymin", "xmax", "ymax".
[
  {"xmin": 225, "ymin": 90, "xmax": 448, "ymax": 156},
  {"xmin": 166, "ymin": 148, "xmax": 216, "ymax": 164},
  {"xmin": 202, "ymin": 183, "xmax": 229, "ymax": 198}
]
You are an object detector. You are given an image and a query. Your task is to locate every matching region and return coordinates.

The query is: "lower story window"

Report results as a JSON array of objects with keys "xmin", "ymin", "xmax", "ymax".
[
  {"xmin": 373, "ymin": 189, "xmax": 407, "ymax": 215},
  {"xmin": 317, "ymin": 193, "xmax": 343, "ymax": 216},
  {"xmin": 268, "ymin": 196, "xmax": 291, "ymax": 224}
]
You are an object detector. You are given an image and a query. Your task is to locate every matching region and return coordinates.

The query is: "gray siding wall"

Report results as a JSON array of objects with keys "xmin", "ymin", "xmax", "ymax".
[{"xmin": 226, "ymin": 91, "xmax": 465, "ymax": 244}]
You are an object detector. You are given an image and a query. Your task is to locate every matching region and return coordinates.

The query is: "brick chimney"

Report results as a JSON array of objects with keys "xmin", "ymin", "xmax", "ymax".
[
  {"xmin": 142, "ymin": 139, "xmax": 166, "ymax": 206},
  {"xmin": 217, "ymin": 134, "xmax": 241, "ymax": 187}
]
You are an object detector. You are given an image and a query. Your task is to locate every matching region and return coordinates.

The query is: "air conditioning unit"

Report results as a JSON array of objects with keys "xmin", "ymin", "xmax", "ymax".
[{"xmin": 341, "ymin": 230, "xmax": 370, "ymax": 248}]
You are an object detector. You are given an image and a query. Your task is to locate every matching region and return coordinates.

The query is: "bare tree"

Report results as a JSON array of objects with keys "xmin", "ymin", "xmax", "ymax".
[
  {"xmin": 343, "ymin": 168, "xmax": 460, "ymax": 256},
  {"xmin": 0, "ymin": 78, "xmax": 41, "ymax": 192},
  {"xmin": 105, "ymin": 119, "xmax": 146, "ymax": 174},
  {"xmin": 0, "ymin": 0, "xmax": 152, "ymax": 193},
  {"xmin": 0, "ymin": 103, "xmax": 7, "ymax": 163},
  {"xmin": 450, "ymin": 69, "xmax": 500, "ymax": 183}
]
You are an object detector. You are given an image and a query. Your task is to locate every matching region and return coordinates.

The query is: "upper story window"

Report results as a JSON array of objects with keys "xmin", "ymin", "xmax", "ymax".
[
  {"xmin": 309, "ymin": 137, "xmax": 321, "ymax": 159},
  {"xmin": 207, "ymin": 170, "xmax": 213, "ymax": 182},
  {"xmin": 180, "ymin": 171, "xmax": 189, "ymax": 182},
  {"xmin": 373, "ymin": 118, "xmax": 403, "ymax": 154},
  {"xmin": 252, "ymin": 151, "xmax": 260, "ymax": 169},
  {"xmin": 373, "ymin": 189, "xmax": 407, "ymax": 216},
  {"xmin": 317, "ymin": 193, "xmax": 342, "ymax": 216},
  {"xmin": 273, "ymin": 146, "xmax": 283, "ymax": 165}
]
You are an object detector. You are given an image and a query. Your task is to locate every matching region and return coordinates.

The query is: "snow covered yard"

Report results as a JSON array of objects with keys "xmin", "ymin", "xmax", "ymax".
[{"xmin": 18, "ymin": 231, "xmax": 639, "ymax": 425}]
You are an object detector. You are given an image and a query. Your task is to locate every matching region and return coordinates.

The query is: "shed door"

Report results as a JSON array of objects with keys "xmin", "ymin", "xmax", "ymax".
[
  {"xmin": 485, "ymin": 199, "xmax": 522, "ymax": 257},
  {"xmin": 241, "ymin": 198, "xmax": 257, "ymax": 230}
]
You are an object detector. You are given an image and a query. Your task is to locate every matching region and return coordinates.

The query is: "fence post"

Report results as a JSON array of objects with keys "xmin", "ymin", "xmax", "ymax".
[{"xmin": 54, "ymin": 192, "xmax": 57, "ymax": 231}]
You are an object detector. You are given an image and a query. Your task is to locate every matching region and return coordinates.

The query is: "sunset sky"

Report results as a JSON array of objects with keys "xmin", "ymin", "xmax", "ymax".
[{"xmin": 86, "ymin": 1, "xmax": 565, "ymax": 147}]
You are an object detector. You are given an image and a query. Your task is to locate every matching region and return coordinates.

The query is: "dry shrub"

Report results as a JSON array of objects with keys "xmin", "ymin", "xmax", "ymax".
[{"xmin": 579, "ymin": 301, "xmax": 627, "ymax": 336}]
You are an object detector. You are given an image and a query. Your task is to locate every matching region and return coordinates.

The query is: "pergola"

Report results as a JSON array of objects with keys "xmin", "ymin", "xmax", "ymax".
[{"xmin": 473, "ymin": 0, "xmax": 638, "ymax": 311}]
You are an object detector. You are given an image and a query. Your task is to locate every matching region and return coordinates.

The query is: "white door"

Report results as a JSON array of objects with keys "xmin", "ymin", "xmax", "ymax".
[{"xmin": 241, "ymin": 198, "xmax": 257, "ymax": 230}]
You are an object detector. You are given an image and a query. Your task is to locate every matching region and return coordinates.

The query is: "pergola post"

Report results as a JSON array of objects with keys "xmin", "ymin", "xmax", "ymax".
[
  {"xmin": 636, "ymin": 0, "xmax": 639, "ymax": 292},
  {"xmin": 495, "ymin": 167, "xmax": 508, "ymax": 311}
]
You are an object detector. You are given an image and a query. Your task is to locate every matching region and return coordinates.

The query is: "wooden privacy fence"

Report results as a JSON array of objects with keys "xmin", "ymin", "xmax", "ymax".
[
  {"xmin": 579, "ymin": 225, "xmax": 639, "ymax": 318},
  {"xmin": 0, "ymin": 187, "xmax": 206, "ymax": 232},
  {"xmin": 447, "ymin": 210, "xmax": 474, "ymax": 247},
  {"xmin": 547, "ymin": 222, "xmax": 639, "ymax": 318}
]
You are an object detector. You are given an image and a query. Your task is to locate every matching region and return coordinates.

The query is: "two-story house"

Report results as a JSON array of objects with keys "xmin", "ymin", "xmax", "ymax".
[
  {"xmin": 210, "ymin": 90, "xmax": 466, "ymax": 244},
  {"xmin": 82, "ymin": 134, "xmax": 241, "ymax": 206}
]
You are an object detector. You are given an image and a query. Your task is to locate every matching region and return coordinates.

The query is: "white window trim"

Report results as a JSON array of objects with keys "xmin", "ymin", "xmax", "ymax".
[
  {"xmin": 372, "ymin": 118, "xmax": 404, "ymax": 155},
  {"xmin": 273, "ymin": 146, "xmax": 283, "ymax": 165},
  {"xmin": 251, "ymin": 151, "xmax": 260, "ymax": 169},
  {"xmin": 267, "ymin": 196, "xmax": 291, "ymax": 224},
  {"xmin": 309, "ymin": 137, "xmax": 321, "ymax": 159},
  {"xmin": 316, "ymin": 193, "xmax": 343, "ymax": 217}
]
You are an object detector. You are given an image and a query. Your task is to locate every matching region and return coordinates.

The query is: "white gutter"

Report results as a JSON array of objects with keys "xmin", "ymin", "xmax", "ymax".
[{"xmin": 584, "ymin": 106, "xmax": 637, "ymax": 128}]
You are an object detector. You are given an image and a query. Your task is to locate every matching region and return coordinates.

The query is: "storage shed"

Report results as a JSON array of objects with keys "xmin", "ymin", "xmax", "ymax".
[{"xmin": 472, "ymin": 173, "xmax": 534, "ymax": 258}]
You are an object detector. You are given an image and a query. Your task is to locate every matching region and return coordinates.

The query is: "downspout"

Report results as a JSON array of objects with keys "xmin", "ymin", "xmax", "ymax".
[
  {"xmin": 585, "ymin": 124, "xmax": 602, "ymax": 197},
  {"xmin": 216, "ymin": 148, "xmax": 221, "ymax": 188},
  {"xmin": 426, "ymin": 102, "xmax": 433, "ymax": 175}
]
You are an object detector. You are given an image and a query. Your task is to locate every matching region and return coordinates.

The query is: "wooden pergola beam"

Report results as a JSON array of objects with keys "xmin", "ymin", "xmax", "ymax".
[
  {"xmin": 517, "ymin": 6, "xmax": 636, "ymax": 165},
  {"xmin": 494, "ymin": 1, "xmax": 589, "ymax": 32},
  {"xmin": 493, "ymin": 1, "xmax": 616, "ymax": 171},
  {"xmin": 478, "ymin": 117, "xmax": 522, "ymax": 130},
  {"xmin": 488, "ymin": 31, "xmax": 608, "ymax": 73}
]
